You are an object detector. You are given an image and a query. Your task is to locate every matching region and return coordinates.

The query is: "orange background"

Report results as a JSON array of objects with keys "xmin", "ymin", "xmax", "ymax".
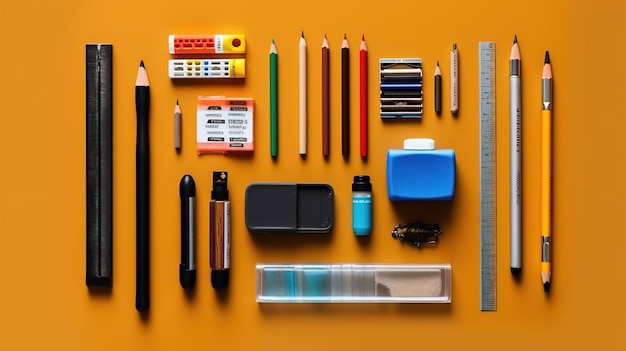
[{"xmin": 1, "ymin": 0, "xmax": 625, "ymax": 349}]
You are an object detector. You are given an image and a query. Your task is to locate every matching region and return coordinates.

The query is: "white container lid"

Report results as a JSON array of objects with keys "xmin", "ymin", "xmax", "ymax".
[{"xmin": 403, "ymin": 138, "xmax": 435, "ymax": 150}]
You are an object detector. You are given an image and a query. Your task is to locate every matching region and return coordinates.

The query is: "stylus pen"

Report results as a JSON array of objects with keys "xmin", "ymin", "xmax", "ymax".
[
  {"xmin": 135, "ymin": 61, "xmax": 150, "ymax": 312},
  {"xmin": 510, "ymin": 35, "xmax": 522, "ymax": 275},
  {"xmin": 450, "ymin": 43, "xmax": 458, "ymax": 114},
  {"xmin": 541, "ymin": 51, "xmax": 552, "ymax": 293},
  {"xmin": 179, "ymin": 174, "xmax": 196, "ymax": 289}
]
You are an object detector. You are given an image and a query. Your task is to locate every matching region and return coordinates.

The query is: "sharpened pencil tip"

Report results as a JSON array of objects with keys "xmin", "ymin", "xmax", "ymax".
[
  {"xmin": 324, "ymin": 33, "xmax": 327, "ymax": 39},
  {"xmin": 176, "ymin": 99, "xmax": 179, "ymax": 105},
  {"xmin": 543, "ymin": 282, "xmax": 551, "ymax": 293},
  {"xmin": 272, "ymin": 38, "xmax": 275, "ymax": 44},
  {"xmin": 437, "ymin": 60, "xmax": 440, "ymax": 66},
  {"xmin": 544, "ymin": 51, "xmax": 550, "ymax": 64},
  {"xmin": 361, "ymin": 33, "xmax": 365, "ymax": 40},
  {"xmin": 140, "ymin": 60, "xmax": 145, "ymax": 68},
  {"xmin": 452, "ymin": 42, "xmax": 456, "ymax": 50},
  {"xmin": 513, "ymin": 35, "xmax": 517, "ymax": 44},
  {"xmin": 301, "ymin": 30, "xmax": 304, "ymax": 38},
  {"xmin": 344, "ymin": 33, "xmax": 347, "ymax": 39}
]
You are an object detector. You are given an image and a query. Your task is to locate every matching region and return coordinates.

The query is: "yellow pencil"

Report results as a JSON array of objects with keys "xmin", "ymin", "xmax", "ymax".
[{"xmin": 540, "ymin": 51, "xmax": 552, "ymax": 293}]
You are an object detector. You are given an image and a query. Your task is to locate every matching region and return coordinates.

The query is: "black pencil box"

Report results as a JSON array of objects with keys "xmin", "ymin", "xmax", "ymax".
[{"xmin": 245, "ymin": 183, "xmax": 334, "ymax": 233}]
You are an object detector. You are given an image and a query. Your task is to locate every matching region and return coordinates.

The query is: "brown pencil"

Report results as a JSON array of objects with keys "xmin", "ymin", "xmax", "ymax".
[
  {"xmin": 322, "ymin": 35, "xmax": 330, "ymax": 157},
  {"xmin": 341, "ymin": 34, "xmax": 349, "ymax": 157}
]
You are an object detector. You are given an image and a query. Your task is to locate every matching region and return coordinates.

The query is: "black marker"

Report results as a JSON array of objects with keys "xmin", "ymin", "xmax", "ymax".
[{"xmin": 179, "ymin": 174, "xmax": 196, "ymax": 289}]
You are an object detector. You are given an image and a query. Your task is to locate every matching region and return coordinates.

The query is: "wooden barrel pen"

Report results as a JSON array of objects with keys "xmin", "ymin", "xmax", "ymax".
[{"xmin": 210, "ymin": 171, "xmax": 230, "ymax": 290}]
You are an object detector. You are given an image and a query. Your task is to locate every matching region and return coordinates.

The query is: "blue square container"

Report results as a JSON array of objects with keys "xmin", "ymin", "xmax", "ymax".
[{"xmin": 386, "ymin": 139, "xmax": 456, "ymax": 201}]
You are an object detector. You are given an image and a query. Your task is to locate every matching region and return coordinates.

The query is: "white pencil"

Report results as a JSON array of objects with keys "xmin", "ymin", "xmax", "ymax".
[
  {"xmin": 510, "ymin": 35, "xmax": 522, "ymax": 275},
  {"xmin": 450, "ymin": 42, "xmax": 458, "ymax": 114}
]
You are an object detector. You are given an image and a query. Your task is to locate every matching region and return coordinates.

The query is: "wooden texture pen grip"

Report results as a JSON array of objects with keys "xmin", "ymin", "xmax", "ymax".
[{"xmin": 210, "ymin": 200, "xmax": 229, "ymax": 270}]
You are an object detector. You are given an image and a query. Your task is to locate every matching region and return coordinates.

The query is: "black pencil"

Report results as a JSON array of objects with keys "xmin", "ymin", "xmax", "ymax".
[
  {"xmin": 434, "ymin": 60, "xmax": 442, "ymax": 114},
  {"xmin": 135, "ymin": 61, "xmax": 150, "ymax": 312}
]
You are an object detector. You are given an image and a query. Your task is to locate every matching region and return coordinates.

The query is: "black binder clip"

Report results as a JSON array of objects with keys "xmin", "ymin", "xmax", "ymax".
[
  {"xmin": 379, "ymin": 58, "xmax": 423, "ymax": 119},
  {"xmin": 391, "ymin": 221, "xmax": 442, "ymax": 248}
]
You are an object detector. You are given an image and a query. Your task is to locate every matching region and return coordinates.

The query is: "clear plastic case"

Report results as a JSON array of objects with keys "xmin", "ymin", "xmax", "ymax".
[{"xmin": 256, "ymin": 263, "xmax": 451, "ymax": 303}]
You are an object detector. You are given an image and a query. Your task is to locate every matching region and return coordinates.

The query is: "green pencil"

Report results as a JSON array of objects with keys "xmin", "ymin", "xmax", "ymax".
[{"xmin": 270, "ymin": 39, "xmax": 278, "ymax": 157}]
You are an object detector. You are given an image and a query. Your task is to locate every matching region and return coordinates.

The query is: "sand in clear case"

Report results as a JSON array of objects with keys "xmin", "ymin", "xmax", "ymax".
[{"xmin": 256, "ymin": 264, "xmax": 451, "ymax": 303}]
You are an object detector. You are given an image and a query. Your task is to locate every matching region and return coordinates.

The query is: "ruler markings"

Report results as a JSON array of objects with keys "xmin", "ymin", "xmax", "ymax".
[{"xmin": 479, "ymin": 41, "xmax": 496, "ymax": 311}]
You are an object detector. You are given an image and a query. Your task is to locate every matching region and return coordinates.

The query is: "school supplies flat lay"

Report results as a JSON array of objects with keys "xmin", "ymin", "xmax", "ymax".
[{"xmin": 84, "ymin": 32, "xmax": 556, "ymax": 311}]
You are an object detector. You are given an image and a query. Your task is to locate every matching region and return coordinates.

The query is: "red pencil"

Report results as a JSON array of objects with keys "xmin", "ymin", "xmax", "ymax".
[{"xmin": 359, "ymin": 34, "xmax": 367, "ymax": 157}]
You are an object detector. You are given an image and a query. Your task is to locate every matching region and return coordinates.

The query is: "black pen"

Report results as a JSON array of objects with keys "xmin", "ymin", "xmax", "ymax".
[
  {"xmin": 135, "ymin": 61, "xmax": 150, "ymax": 311},
  {"xmin": 210, "ymin": 171, "xmax": 230, "ymax": 290},
  {"xmin": 179, "ymin": 174, "xmax": 196, "ymax": 289}
]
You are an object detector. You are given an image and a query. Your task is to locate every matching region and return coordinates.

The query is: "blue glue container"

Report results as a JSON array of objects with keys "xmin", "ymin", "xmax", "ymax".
[
  {"xmin": 352, "ymin": 175, "xmax": 372, "ymax": 236},
  {"xmin": 386, "ymin": 138, "xmax": 455, "ymax": 201}
]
